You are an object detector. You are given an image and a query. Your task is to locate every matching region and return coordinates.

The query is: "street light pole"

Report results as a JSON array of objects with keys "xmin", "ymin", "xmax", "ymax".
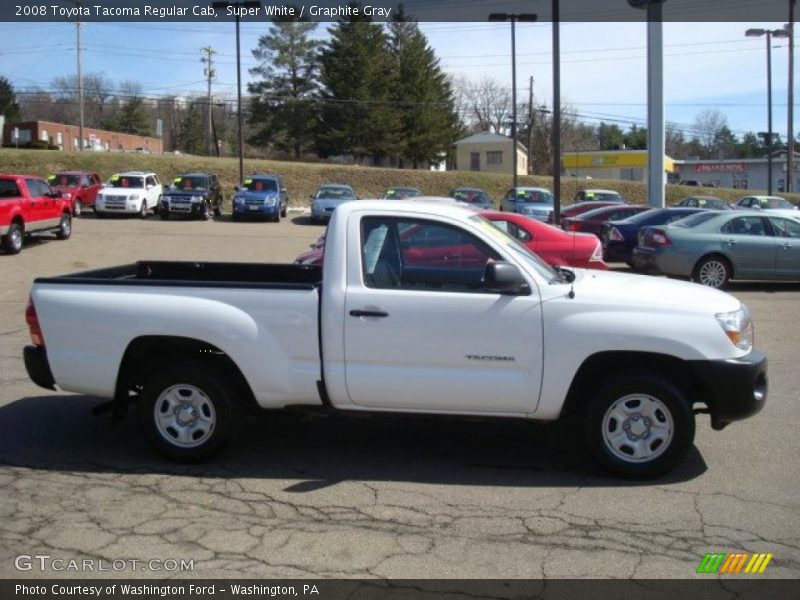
[
  {"xmin": 788, "ymin": 5, "xmax": 795, "ymax": 192},
  {"xmin": 747, "ymin": 27, "xmax": 788, "ymax": 195},
  {"xmin": 212, "ymin": 0, "xmax": 261, "ymax": 185},
  {"xmin": 552, "ymin": 0, "xmax": 561, "ymax": 222},
  {"xmin": 488, "ymin": 12, "xmax": 537, "ymax": 190}
]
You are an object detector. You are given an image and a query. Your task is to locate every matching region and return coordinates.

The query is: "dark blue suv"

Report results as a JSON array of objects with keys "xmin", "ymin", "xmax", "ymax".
[{"xmin": 232, "ymin": 174, "xmax": 288, "ymax": 222}]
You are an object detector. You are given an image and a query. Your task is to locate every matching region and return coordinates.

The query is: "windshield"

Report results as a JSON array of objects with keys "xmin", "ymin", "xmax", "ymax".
[
  {"xmin": 107, "ymin": 175, "xmax": 144, "ymax": 188},
  {"xmin": 759, "ymin": 197, "xmax": 794, "ymax": 209},
  {"xmin": 514, "ymin": 189, "xmax": 553, "ymax": 203},
  {"xmin": 171, "ymin": 176, "xmax": 207, "ymax": 190},
  {"xmin": 673, "ymin": 212, "xmax": 720, "ymax": 228},
  {"xmin": 316, "ymin": 187, "xmax": 355, "ymax": 200},
  {"xmin": 469, "ymin": 215, "xmax": 555, "ymax": 280},
  {"xmin": 47, "ymin": 174, "xmax": 80, "ymax": 188},
  {"xmin": 242, "ymin": 178, "xmax": 278, "ymax": 193},
  {"xmin": 385, "ymin": 188, "xmax": 420, "ymax": 199},
  {"xmin": 584, "ymin": 192, "xmax": 620, "ymax": 202},
  {"xmin": 453, "ymin": 189, "xmax": 489, "ymax": 203}
]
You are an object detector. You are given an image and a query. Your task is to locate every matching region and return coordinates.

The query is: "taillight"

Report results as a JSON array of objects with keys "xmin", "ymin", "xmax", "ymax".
[
  {"xmin": 650, "ymin": 228, "xmax": 672, "ymax": 247},
  {"xmin": 566, "ymin": 221, "xmax": 581, "ymax": 232},
  {"xmin": 608, "ymin": 227, "xmax": 624, "ymax": 242},
  {"xmin": 25, "ymin": 296, "xmax": 44, "ymax": 347}
]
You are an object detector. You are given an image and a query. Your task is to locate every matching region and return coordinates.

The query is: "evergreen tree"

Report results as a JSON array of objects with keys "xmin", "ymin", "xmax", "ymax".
[
  {"xmin": 317, "ymin": 3, "xmax": 402, "ymax": 162},
  {"xmin": 389, "ymin": 8, "xmax": 460, "ymax": 168},
  {"xmin": 178, "ymin": 102, "xmax": 205, "ymax": 155},
  {"xmin": 596, "ymin": 122, "xmax": 625, "ymax": 150},
  {"xmin": 0, "ymin": 76, "xmax": 21, "ymax": 122},
  {"xmin": 248, "ymin": 8, "xmax": 319, "ymax": 159}
]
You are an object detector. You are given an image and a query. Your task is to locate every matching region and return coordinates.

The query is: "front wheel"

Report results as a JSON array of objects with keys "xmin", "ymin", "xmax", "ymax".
[
  {"xmin": 2, "ymin": 222, "xmax": 24, "ymax": 254},
  {"xmin": 200, "ymin": 202, "xmax": 211, "ymax": 221},
  {"xmin": 139, "ymin": 199, "xmax": 148, "ymax": 219},
  {"xmin": 73, "ymin": 200, "xmax": 82, "ymax": 217},
  {"xmin": 693, "ymin": 255, "xmax": 730, "ymax": 289},
  {"xmin": 584, "ymin": 371, "xmax": 694, "ymax": 478},
  {"xmin": 56, "ymin": 213, "xmax": 72, "ymax": 240},
  {"xmin": 138, "ymin": 361, "xmax": 242, "ymax": 462}
]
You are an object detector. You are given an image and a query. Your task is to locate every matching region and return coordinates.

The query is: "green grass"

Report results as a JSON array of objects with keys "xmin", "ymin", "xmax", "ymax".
[{"xmin": 2, "ymin": 148, "xmax": 798, "ymax": 209}]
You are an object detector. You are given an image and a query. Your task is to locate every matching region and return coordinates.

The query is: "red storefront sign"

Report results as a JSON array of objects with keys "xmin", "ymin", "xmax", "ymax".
[{"xmin": 693, "ymin": 163, "xmax": 748, "ymax": 173}]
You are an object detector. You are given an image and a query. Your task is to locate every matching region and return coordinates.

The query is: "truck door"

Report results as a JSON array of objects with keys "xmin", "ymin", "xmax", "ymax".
[
  {"xmin": 343, "ymin": 215, "xmax": 543, "ymax": 414},
  {"xmin": 25, "ymin": 179, "xmax": 56, "ymax": 224}
]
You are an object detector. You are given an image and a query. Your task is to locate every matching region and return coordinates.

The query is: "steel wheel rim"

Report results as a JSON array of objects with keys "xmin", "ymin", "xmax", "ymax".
[
  {"xmin": 61, "ymin": 216, "xmax": 71, "ymax": 237},
  {"xmin": 10, "ymin": 228, "xmax": 22, "ymax": 251},
  {"xmin": 699, "ymin": 260, "xmax": 726, "ymax": 288},
  {"xmin": 601, "ymin": 393, "xmax": 674, "ymax": 464},
  {"xmin": 74, "ymin": 201, "xmax": 81, "ymax": 216},
  {"xmin": 153, "ymin": 383, "xmax": 217, "ymax": 448}
]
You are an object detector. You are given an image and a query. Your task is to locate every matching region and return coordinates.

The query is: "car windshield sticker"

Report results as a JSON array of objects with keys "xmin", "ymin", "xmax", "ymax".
[
  {"xmin": 244, "ymin": 178, "xmax": 253, "ymax": 184},
  {"xmin": 111, "ymin": 175, "xmax": 120, "ymax": 181},
  {"xmin": 174, "ymin": 177, "xmax": 182, "ymax": 183}
]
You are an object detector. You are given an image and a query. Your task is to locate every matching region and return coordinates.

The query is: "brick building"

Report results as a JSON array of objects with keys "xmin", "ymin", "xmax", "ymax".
[{"xmin": 2, "ymin": 120, "xmax": 162, "ymax": 154}]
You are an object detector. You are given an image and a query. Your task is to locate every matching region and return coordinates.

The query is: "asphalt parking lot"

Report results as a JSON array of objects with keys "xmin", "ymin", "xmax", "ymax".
[{"xmin": 0, "ymin": 214, "xmax": 798, "ymax": 579}]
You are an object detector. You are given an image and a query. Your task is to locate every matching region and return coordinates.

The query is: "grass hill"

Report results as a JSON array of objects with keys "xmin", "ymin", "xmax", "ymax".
[{"xmin": 2, "ymin": 148, "xmax": 798, "ymax": 210}]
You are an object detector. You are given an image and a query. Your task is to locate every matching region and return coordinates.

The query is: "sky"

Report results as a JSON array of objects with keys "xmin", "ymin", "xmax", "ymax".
[{"xmin": 0, "ymin": 20, "xmax": 795, "ymax": 142}]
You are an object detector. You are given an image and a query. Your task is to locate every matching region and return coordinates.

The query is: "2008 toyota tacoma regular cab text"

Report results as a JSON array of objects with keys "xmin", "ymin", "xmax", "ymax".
[{"xmin": 22, "ymin": 201, "xmax": 768, "ymax": 477}]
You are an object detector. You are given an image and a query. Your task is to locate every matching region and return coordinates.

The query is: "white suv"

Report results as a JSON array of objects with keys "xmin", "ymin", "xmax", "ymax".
[{"xmin": 95, "ymin": 171, "xmax": 162, "ymax": 218}]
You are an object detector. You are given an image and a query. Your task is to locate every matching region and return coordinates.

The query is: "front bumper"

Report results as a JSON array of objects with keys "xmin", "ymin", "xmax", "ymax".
[
  {"xmin": 95, "ymin": 202, "xmax": 142, "ymax": 214},
  {"xmin": 689, "ymin": 350, "xmax": 768, "ymax": 430},
  {"xmin": 162, "ymin": 199, "xmax": 207, "ymax": 216},
  {"xmin": 24, "ymin": 345, "xmax": 56, "ymax": 391},
  {"xmin": 233, "ymin": 203, "xmax": 279, "ymax": 216}
]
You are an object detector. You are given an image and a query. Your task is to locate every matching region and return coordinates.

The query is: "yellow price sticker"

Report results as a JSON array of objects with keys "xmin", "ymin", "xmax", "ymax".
[
  {"xmin": 174, "ymin": 177, "xmax": 183, "ymax": 183},
  {"xmin": 111, "ymin": 175, "xmax": 120, "ymax": 181},
  {"xmin": 244, "ymin": 178, "xmax": 253, "ymax": 184}
]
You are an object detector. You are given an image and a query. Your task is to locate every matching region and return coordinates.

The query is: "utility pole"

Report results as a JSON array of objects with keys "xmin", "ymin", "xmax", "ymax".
[
  {"xmin": 74, "ymin": 0, "xmax": 84, "ymax": 151},
  {"xmin": 788, "ymin": 2, "xmax": 796, "ymax": 192},
  {"xmin": 552, "ymin": 0, "xmax": 562, "ymax": 222},
  {"xmin": 201, "ymin": 46, "xmax": 216, "ymax": 156},
  {"xmin": 527, "ymin": 76, "xmax": 534, "ymax": 175}
]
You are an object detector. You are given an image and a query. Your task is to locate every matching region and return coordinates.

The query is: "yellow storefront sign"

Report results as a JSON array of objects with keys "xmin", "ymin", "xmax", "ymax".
[{"xmin": 562, "ymin": 151, "xmax": 675, "ymax": 172}]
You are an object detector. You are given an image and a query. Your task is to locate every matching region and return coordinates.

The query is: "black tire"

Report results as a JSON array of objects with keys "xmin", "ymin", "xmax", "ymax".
[
  {"xmin": 281, "ymin": 203, "xmax": 287, "ymax": 218},
  {"xmin": 232, "ymin": 213, "xmax": 240, "ymax": 222},
  {"xmin": 73, "ymin": 199, "xmax": 82, "ymax": 217},
  {"xmin": 160, "ymin": 209, "xmax": 169, "ymax": 220},
  {"xmin": 56, "ymin": 212, "xmax": 72, "ymax": 240},
  {"xmin": 95, "ymin": 208, "xmax": 106, "ymax": 219},
  {"xmin": 138, "ymin": 361, "xmax": 242, "ymax": 462},
  {"xmin": 139, "ymin": 199, "xmax": 148, "ymax": 219},
  {"xmin": 213, "ymin": 201, "xmax": 222, "ymax": 218},
  {"xmin": 693, "ymin": 255, "xmax": 731, "ymax": 289},
  {"xmin": 200, "ymin": 202, "xmax": 212, "ymax": 221},
  {"xmin": 584, "ymin": 370, "xmax": 695, "ymax": 478},
  {"xmin": 2, "ymin": 222, "xmax": 24, "ymax": 254}
]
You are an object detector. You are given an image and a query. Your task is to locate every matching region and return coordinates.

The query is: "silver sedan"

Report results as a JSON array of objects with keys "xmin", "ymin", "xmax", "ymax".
[{"xmin": 632, "ymin": 210, "xmax": 800, "ymax": 288}]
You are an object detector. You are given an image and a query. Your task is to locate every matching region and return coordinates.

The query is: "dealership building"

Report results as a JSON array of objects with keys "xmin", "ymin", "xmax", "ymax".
[
  {"xmin": 561, "ymin": 150, "xmax": 675, "ymax": 182},
  {"xmin": 672, "ymin": 152, "xmax": 800, "ymax": 193}
]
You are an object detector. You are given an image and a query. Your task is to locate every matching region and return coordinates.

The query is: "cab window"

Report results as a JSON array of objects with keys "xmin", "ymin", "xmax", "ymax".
[
  {"xmin": 361, "ymin": 217, "xmax": 501, "ymax": 293},
  {"xmin": 0, "ymin": 180, "xmax": 21, "ymax": 198},
  {"xmin": 768, "ymin": 217, "xmax": 800, "ymax": 238},
  {"xmin": 721, "ymin": 216, "xmax": 767, "ymax": 236}
]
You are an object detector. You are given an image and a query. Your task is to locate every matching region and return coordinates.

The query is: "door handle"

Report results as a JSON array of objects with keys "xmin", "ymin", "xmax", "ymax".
[
  {"xmin": 349, "ymin": 309, "xmax": 389, "ymax": 318},
  {"xmin": 726, "ymin": 239, "xmax": 737, "ymax": 246},
  {"xmin": 783, "ymin": 243, "xmax": 792, "ymax": 250}
]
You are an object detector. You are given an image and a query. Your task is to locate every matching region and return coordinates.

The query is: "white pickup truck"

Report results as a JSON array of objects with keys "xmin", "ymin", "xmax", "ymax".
[{"xmin": 23, "ymin": 201, "xmax": 767, "ymax": 477}]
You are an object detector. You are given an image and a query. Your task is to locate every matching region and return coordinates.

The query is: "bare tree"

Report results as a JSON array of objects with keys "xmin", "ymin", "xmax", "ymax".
[
  {"xmin": 460, "ymin": 76, "xmax": 512, "ymax": 134},
  {"xmin": 50, "ymin": 72, "xmax": 114, "ymax": 128},
  {"xmin": 693, "ymin": 109, "xmax": 728, "ymax": 153}
]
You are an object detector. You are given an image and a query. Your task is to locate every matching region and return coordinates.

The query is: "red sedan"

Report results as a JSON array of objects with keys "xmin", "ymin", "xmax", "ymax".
[{"xmin": 482, "ymin": 212, "xmax": 607, "ymax": 270}]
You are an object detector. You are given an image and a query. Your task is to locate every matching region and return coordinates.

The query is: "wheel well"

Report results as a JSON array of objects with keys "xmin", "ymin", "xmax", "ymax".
[
  {"xmin": 694, "ymin": 252, "xmax": 734, "ymax": 278},
  {"xmin": 560, "ymin": 351, "xmax": 706, "ymax": 418},
  {"xmin": 116, "ymin": 336, "xmax": 258, "ymax": 411},
  {"xmin": 11, "ymin": 216, "xmax": 24, "ymax": 230}
]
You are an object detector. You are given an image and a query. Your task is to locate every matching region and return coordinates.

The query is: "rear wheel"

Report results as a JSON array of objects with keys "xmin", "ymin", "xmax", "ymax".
[
  {"xmin": 56, "ymin": 213, "xmax": 72, "ymax": 240},
  {"xmin": 138, "ymin": 361, "xmax": 242, "ymax": 462},
  {"xmin": 139, "ymin": 199, "xmax": 148, "ymax": 219},
  {"xmin": 693, "ymin": 255, "xmax": 730, "ymax": 289},
  {"xmin": 584, "ymin": 371, "xmax": 694, "ymax": 478},
  {"xmin": 2, "ymin": 222, "xmax": 24, "ymax": 254}
]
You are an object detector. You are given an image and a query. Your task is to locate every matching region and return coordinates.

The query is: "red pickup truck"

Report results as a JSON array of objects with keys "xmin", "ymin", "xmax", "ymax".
[
  {"xmin": 46, "ymin": 171, "xmax": 102, "ymax": 217},
  {"xmin": 0, "ymin": 174, "xmax": 72, "ymax": 254}
]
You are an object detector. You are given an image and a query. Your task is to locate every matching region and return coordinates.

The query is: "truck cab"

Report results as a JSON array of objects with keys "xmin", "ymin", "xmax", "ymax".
[{"xmin": 0, "ymin": 174, "xmax": 72, "ymax": 254}]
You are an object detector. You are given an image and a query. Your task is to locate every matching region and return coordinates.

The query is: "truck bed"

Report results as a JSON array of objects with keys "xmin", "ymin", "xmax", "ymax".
[{"xmin": 34, "ymin": 261, "xmax": 322, "ymax": 290}]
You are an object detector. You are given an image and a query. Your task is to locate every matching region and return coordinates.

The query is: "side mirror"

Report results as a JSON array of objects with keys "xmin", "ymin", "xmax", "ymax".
[
  {"xmin": 234, "ymin": 186, "xmax": 240, "ymax": 192},
  {"xmin": 281, "ymin": 187, "xmax": 288, "ymax": 194},
  {"xmin": 482, "ymin": 261, "xmax": 529, "ymax": 295}
]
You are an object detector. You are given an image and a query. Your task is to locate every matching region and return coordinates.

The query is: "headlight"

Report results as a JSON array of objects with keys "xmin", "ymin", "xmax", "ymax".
[
  {"xmin": 190, "ymin": 196, "xmax": 204, "ymax": 203},
  {"xmin": 265, "ymin": 196, "xmax": 277, "ymax": 206},
  {"xmin": 716, "ymin": 305, "xmax": 753, "ymax": 351},
  {"xmin": 233, "ymin": 196, "xmax": 244, "ymax": 205},
  {"xmin": 128, "ymin": 194, "xmax": 139, "ymax": 202}
]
